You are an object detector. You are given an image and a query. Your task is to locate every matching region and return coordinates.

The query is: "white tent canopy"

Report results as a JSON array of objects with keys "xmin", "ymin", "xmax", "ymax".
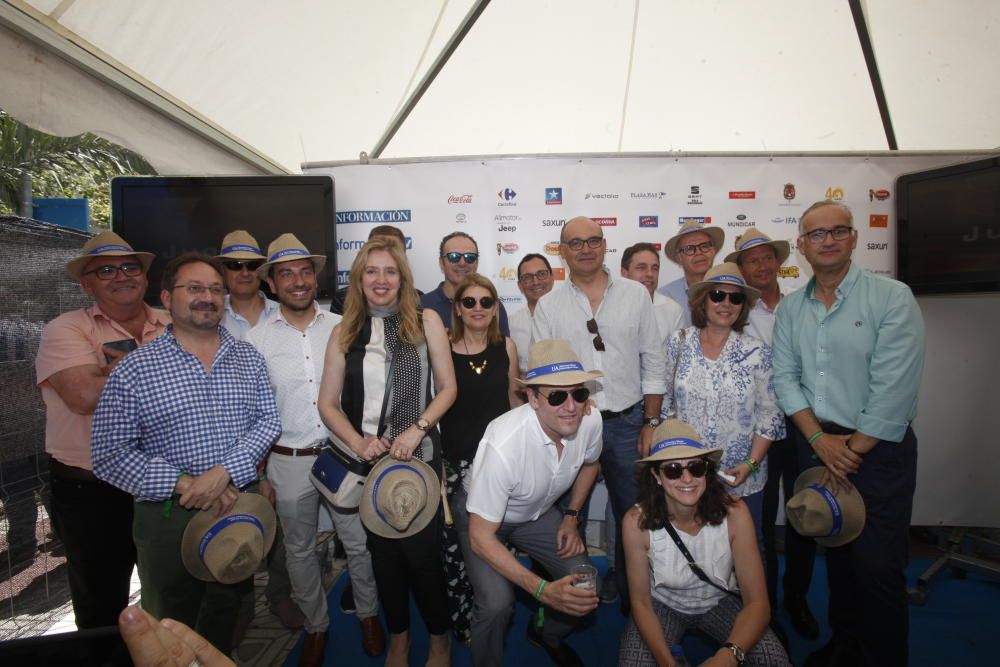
[{"xmin": 2, "ymin": 0, "xmax": 998, "ymax": 174}]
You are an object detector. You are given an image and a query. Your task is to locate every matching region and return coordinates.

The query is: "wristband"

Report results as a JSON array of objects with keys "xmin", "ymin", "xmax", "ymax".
[
  {"xmin": 807, "ymin": 430, "xmax": 824, "ymax": 444},
  {"xmin": 534, "ymin": 579, "xmax": 549, "ymax": 629},
  {"xmin": 534, "ymin": 578, "xmax": 548, "ymax": 601},
  {"xmin": 743, "ymin": 457, "xmax": 758, "ymax": 475}
]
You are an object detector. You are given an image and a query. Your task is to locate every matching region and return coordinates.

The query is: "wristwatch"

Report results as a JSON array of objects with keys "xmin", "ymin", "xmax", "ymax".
[
  {"xmin": 643, "ymin": 416, "xmax": 662, "ymax": 428},
  {"xmin": 414, "ymin": 417, "xmax": 432, "ymax": 432},
  {"xmin": 563, "ymin": 508, "xmax": 580, "ymax": 520},
  {"xmin": 723, "ymin": 642, "xmax": 745, "ymax": 665}
]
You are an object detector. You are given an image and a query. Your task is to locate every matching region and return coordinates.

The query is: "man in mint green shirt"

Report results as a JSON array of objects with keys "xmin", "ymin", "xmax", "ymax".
[{"xmin": 772, "ymin": 201, "xmax": 925, "ymax": 667}]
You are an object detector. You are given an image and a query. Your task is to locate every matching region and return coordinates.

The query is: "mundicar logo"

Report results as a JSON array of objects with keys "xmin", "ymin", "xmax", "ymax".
[{"xmin": 336, "ymin": 209, "xmax": 412, "ymax": 224}]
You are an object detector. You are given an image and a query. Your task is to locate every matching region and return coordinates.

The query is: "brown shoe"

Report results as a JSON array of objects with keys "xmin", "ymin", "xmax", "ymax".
[
  {"xmin": 360, "ymin": 616, "xmax": 386, "ymax": 657},
  {"xmin": 298, "ymin": 631, "xmax": 328, "ymax": 667}
]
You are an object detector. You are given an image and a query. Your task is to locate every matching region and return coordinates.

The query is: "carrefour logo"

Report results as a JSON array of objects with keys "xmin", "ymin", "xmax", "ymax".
[{"xmin": 336, "ymin": 209, "xmax": 412, "ymax": 224}]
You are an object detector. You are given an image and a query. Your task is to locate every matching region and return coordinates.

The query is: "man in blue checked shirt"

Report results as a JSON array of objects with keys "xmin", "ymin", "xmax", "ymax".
[
  {"xmin": 772, "ymin": 201, "xmax": 925, "ymax": 667},
  {"xmin": 92, "ymin": 253, "xmax": 280, "ymax": 656}
]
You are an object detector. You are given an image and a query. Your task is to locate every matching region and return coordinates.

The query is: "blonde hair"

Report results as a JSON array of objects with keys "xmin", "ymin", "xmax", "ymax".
[
  {"xmin": 340, "ymin": 237, "xmax": 423, "ymax": 352},
  {"xmin": 449, "ymin": 273, "xmax": 503, "ymax": 345}
]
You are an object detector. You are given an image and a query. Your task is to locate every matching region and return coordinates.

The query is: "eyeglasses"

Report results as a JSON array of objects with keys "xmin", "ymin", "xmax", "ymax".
[
  {"xmin": 563, "ymin": 236, "xmax": 604, "ymax": 251},
  {"xmin": 443, "ymin": 252, "xmax": 479, "ymax": 264},
  {"xmin": 84, "ymin": 263, "xmax": 144, "ymax": 280},
  {"xmin": 460, "ymin": 296, "xmax": 496, "ymax": 309},
  {"xmin": 586, "ymin": 318, "xmax": 605, "ymax": 351},
  {"xmin": 800, "ymin": 226, "xmax": 854, "ymax": 245},
  {"xmin": 537, "ymin": 387, "xmax": 591, "ymax": 407},
  {"xmin": 708, "ymin": 290, "xmax": 747, "ymax": 305},
  {"xmin": 222, "ymin": 260, "xmax": 263, "ymax": 272},
  {"xmin": 658, "ymin": 459, "xmax": 709, "ymax": 480},
  {"xmin": 518, "ymin": 269, "xmax": 551, "ymax": 284},
  {"xmin": 173, "ymin": 283, "xmax": 226, "ymax": 297},
  {"xmin": 678, "ymin": 241, "xmax": 715, "ymax": 256}
]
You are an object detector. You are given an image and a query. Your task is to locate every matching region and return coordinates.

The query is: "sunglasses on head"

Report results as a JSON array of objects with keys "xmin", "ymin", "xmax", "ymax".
[
  {"xmin": 708, "ymin": 290, "xmax": 746, "ymax": 305},
  {"xmin": 658, "ymin": 459, "xmax": 709, "ymax": 480},
  {"xmin": 443, "ymin": 251, "xmax": 479, "ymax": 264},
  {"xmin": 222, "ymin": 260, "xmax": 263, "ymax": 272},
  {"xmin": 536, "ymin": 387, "xmax": 591, "ymax": 407},
  {"xmin": 460, "ymin": 295, "xmax": 496, "ymax": 309}
]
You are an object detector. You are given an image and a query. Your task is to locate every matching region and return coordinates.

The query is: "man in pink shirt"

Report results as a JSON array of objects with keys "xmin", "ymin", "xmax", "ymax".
[{"xmin": 35, "ymin": 231, "xmax": 169, "ymax": 629}]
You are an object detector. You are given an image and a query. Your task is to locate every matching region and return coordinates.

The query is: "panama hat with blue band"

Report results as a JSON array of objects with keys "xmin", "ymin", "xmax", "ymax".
[
  {"xmin": 256, "ymin": 232, "xmax": 327, "ymax": 279},
  {"xmin": 65, "ymin": 230, "xmax": 155, "ymax": 281},
  {"xmin": 638, "ymin": 419, "xmax": 722, "ymax": 464},
  {"xmin": 514, "ymin": 338, "xmax": 604, "ymax": 387},
  {"xmin": 181, "ymin": 493, "xmax": 276, "ymax": 584},
  {"xmin": 216, "ymin": 229, "xmax": 267, "ymax": 260},
  {"xmin": 687, "ymin": 262, "xmax": 762, "ymax": 307},
  {"xmin": 360, "ymin": 456, "xmax": 440, "ymax": 539},
  {"xmin": 724, "ymin": 227, "xmax": 791, "ymax": 265},
  {"xmin": 663, "ymin": 220, "xmax": 726, "ymax": 264},
  {"xmin": 786, "ymin": 467, "xmax": 866, "ymax": 547}
]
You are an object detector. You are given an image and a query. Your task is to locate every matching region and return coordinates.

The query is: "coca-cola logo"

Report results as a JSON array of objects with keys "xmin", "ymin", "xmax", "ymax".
[{"xmin": 448, "ymin": 195, "xmax": 472, "ymax": 204}]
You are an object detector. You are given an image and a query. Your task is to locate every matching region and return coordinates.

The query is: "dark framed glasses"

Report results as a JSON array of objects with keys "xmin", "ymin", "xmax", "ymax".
[
  {"xmin": 223, "ymin": 260, "xmax": 263, "ymax": 272},
  {"xmin": 586, "ymin": 318, "xmax": 605, "ymax": 351},
  {"xmin": 563, "ymin": 236, "xmax": 603, "ymax": 251},
  {"xmin": 84, "ymin": 262, "xmax": 144, "ymax": 280},
  {"xmin": 659, "ymin": 459, "xmax": 709, "ymax": 480},
  {"xmin": 678, "ymin": 241, "xmax": 715, "ymax": 256},
  {"xmin": 518, "ymin": 269, "xmax": 551, "ymax": 284},
  {"xmin": 708, "ymin": 290, "xmax": 747, "ymax": 305},
  {"xmin": 443, "ymin": 251, "xmax": 479, "ymax": 264},
  {"xmin": 800, "ymin": 226, "xmax": 853, "ymax": 245},
  {"xmin": 537, "ymin": 387, "xmax": 591, "ymax": 407},
  {"xmin": 460, "ymin": 296, "xmax": 496, "ymax": 309}
]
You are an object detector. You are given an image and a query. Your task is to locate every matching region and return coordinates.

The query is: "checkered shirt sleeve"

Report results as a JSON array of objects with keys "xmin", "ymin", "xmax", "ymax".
[{"xmin": 91, "ymin": 326, "xmax": 281, "ymax": 501}]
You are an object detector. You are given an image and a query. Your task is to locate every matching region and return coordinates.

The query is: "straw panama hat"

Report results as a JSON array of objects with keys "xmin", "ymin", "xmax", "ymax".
[
  {"xmin": 637, "ymin": 419, "xmax": 722, "ymax": 464},
  {"xmin": 360, "ymin": 457, "xmax": 441, "ymax": 539},
  {"xmin": 65, "ymin": 231, "xmax": 154, "ymax": 281},
  {"xmin": 785, "ymin": 467, "xmax": 866, "ymax": 548},
  {"xmin": 687, "ymin": 262, "xmax": 762, "ymax": 306},
  {"xmin": 663, "ymin": 221, "xmax": 725, "ymax": 264},
  {"xmin": 216, "ymin": 230, "xmax": 267, "ymax": 260},
  {"xmin": 181, "ymin": 493, "xmax": 277, "ymax": 585},
  {"xmin": 515, "ymin": 339, "xmax": 604, "ymax": 387},
  {"xmin": 256, "ymin": 233, "xmax": 327, "ymax": 279},
  {"xmin": 724, "ymin": 227, "xmax": 791, "ymax": 265}
]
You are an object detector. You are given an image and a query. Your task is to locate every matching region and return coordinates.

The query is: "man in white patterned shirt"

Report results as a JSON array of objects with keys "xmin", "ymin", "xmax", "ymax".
[
  {"xmin": 509, "ymin": 253, "xmax": 555, "ymax": 373},
  {"xmin": 247, "ymin": 234, "xmax": 384, "ymax": 666}
]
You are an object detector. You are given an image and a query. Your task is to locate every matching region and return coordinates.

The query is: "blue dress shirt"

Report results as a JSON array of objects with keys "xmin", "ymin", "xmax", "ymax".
[{"xmin": 657, "ymin": 277, "xmax": 692, "ymax": 327}]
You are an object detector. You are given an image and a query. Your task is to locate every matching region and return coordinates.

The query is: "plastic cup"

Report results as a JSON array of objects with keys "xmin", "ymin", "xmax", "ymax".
[{"xmin": 571, "ymin": 564, "xmax": 598, "ymax": 589}]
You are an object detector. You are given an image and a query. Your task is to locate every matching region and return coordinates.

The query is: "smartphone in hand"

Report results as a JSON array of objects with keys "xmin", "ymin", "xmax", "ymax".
[{"xmin": 103, "ymin": 338, "xmax": 138, "ymax": 364}]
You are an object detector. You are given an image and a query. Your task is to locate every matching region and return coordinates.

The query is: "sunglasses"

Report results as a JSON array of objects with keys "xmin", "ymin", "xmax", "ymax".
[
  {"xmin": 460, "ymin": 296, "xmax": 496, "ymax": 309},
  {"xmin": 586, "ymin": 318, "xmax": 605, "ymax": 351},
  {"xmin": 443, "ymin": 251, "xmax": 479, "ymax": 264},
  {"xmin": 708, "ymin": 290, "xmax": 747, "ymax": 305},
  {"xmin": 84, "ymin": 262, "xmax": 144, "ymax": 280},
  {"xmin": 223, "ymin": 260, "xmax": 263, "ymax": 272},
  {"xmin": 537, "ymin": 387, "xmax": 591, "ymax": 407},
  {"xmin": 658, "ymin": 459, "xmax": 709, "ymax": 480}
]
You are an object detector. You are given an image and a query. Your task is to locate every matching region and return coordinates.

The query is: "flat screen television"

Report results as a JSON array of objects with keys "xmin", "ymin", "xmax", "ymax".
[
  {"xmin": 111, "ymin": 175, "xmax": 336, "ymax": 303},
  {"xmin": 896, "ymin": 157, "xmax": 1000, "ymax": 295}
]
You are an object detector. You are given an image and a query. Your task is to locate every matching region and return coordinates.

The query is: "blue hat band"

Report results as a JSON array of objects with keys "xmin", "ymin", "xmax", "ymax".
[
  {"xmin": 88, "ymin": 244, "xmax": 132, "ymax": 255},
  {"xmin": 222, "ymin": 244, "xmax": 261, "ymax": 255},
  {"xmin": 198, "ymin": 513, "xmax": 264, "ymax": 561},
  {"xmin": 738, "ymin": 237, "xmax": 771, "ymax": 251},
  {"xmin": 269, "ymin": 248, "xmax": 310, "ymax": 261},
  {"xmin": 650, "ymin": 437, "xmax": 704, "ymax": 455},
  {"xmin": 708, "ymin": 274, "xmax": 747, "ymax": 288},
  {"xmin": 807, "ymin": 483, "xmax": 844, "ymax": 536},
  {"xmin": 370, "ymin": 464, "xmax": 428, "ymax": 526},
  {"xmin": 525, "ymin": 361, "xmax": 585, "ymax": 380}
]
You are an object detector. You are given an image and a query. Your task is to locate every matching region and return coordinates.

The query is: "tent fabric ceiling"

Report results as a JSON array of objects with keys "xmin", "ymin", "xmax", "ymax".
[{"xmin": 3, "ymin": 0, "xmax": 999, "ymax": 174}]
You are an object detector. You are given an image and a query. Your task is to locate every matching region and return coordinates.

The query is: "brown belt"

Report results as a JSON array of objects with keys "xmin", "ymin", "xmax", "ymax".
[
  {"xmin": 271, "ymin": 444, "xmax": 325, "ymax": 457},
  {"xmin": 47, "ymin": 455, "xmax": 99, "ymax": 481}
]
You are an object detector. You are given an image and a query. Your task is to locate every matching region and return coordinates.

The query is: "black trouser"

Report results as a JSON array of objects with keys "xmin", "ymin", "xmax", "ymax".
[
  {"xmin": 794, "ymin": 424, "xmax": 917, "ymax": 667},
  {"xmin": 48, "ymin": 463, "xmax": 136, "ymax": 629},
  {"xmin": 761, "ymin": 422, "xmax": 816, "ymax": 606},
  {"xmin": 365, "ymin": 508, "xmax": 451, "ymax": 636}
]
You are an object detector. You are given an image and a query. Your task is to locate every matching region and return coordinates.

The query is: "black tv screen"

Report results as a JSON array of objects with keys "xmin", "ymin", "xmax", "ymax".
[
  {"xmin": 111, "ymin": 176, "xmax": 336, "ymax": 303},
  {"xmin": 897, "ymin": 157, "xmax": 1000, "ymax": 295}
]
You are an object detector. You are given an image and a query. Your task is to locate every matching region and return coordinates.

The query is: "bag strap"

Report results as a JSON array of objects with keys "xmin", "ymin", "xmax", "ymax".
[
  {"xmin": 322, "ymin": 439, "xmax": 374, "ymax": 476},
  {"xmin": 662, "ymin": 520, "xmax": 738, "ymax": 598},
  {"xmin": 377, "ymin": 337, "xmax": 400, "ymax": 440}
]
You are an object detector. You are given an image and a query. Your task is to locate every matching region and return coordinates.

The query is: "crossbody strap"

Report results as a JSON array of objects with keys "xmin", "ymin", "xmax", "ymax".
[
  {"xmin": 376, "ymin": 346, "xmax": 399, "ymax": 440},
  {"xmin": 662, "ymin": 520, "xmax": 738, "ymax": 598}
]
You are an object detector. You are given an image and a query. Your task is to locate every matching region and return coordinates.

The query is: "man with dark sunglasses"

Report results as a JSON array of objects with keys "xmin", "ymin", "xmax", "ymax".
[
  {"xmin": 773, "ymin": 201, "xmax": 926, "ymax": 667},
  {"xmin": 533, "ymin": 216, "xmax": 667, "ymax": 615},
  {"xmin": 421, "ymin": 231, "xmax": 510, "ymax": 335},
  {"xmin": 216, "ymin": 230, "xmax": 279, "ymax": 340},
  {"xmin": 658, "ymin": 220, "xmax": 726, "ymax": 326},
  {"xmin": 35, "ymin": 231, "xmax": 170, "ymax": 629},
  {"xmin": 461, "ymin": 339, "xmax": 603, "ymax": 667}
]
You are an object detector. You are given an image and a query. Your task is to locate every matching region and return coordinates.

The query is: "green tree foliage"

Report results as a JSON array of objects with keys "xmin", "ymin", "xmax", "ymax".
[{"xmin": 0, "ymin": 109, "xmax": 156, "ymax": 229}]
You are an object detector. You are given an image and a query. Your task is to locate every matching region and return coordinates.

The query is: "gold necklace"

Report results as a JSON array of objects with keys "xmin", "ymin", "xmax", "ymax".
[{"xmin": 463, "ymin": 338, "xmax": 488, "ymax": 375}]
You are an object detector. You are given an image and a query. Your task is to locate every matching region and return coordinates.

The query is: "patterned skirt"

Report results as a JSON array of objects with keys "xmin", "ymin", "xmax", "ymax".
[{"xmin": 441, "ymin": 457, "xmax": 474, "ymax": 645}]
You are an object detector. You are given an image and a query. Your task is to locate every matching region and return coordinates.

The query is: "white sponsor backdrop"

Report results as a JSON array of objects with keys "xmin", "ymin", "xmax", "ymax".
[{"xmin": 307, "ymin": 154, "xmax": 996, "ymax": 527}]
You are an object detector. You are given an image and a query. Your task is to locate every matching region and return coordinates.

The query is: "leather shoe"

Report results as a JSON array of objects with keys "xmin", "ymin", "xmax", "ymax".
[
  {"xmin": 360, "ymin": 616, "xmax": 386, "ymax": 657},
  {"xmin": 526, "ymin": 619, "xmax": 583, "ymax": 667},
  {"xmin": 298, "ymin": 631, "xmax": 327, "ymax": 667},
  {"xmin": 784, "ymin": 595, "xmax": 819, "ymax": 640},
  {"xmin": 804, "ymin": 636, "xmax": 860, "ymax": 667}
]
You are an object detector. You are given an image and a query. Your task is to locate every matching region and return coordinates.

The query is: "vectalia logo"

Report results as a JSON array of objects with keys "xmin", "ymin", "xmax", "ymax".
[{"xmin": 336, "ymin": 209, "xmax": 411, "ymax": 224}]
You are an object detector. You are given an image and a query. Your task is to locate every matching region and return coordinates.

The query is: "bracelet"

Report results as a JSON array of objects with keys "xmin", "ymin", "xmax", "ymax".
[
  {"xmin": 534, "ymin": 578, "xmax": 548, "ymax": 601},
  {"xmin": 258, "ymin": 472, "xmax": 268, "ymax": 482},
  {"xmin": 807, "ymin": 430, "xmax": 824, "ymax": 444},
  {"xmin": 742, "ymin": 457, "xmax": 758, "ymax": 475}
]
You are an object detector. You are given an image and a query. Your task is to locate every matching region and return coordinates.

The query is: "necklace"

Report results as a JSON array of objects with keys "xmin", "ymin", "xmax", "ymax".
[{"xmin": 462, "ymin": 338, "xmax": 488, "ymax": 375}]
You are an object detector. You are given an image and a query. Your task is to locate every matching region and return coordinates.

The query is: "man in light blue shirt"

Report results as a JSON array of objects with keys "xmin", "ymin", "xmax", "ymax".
[
  {"xmin": 772, "ymin": 201, "xmax": 925, "ymax": 667},
  {"xmin": 657, "ymin": 221, "xmax": 724, "ymax": 326}
]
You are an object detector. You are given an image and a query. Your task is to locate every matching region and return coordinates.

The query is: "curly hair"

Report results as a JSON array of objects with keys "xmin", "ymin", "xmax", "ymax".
[{"xmin": 635, "ymin": 457, "xmax": 734, "ymax": 531}]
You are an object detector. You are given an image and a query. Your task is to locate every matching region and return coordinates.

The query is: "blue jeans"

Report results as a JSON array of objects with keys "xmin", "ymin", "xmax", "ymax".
[{"xmin": 597, "ymin": 402, "xmax": 643, "ymax": 610}]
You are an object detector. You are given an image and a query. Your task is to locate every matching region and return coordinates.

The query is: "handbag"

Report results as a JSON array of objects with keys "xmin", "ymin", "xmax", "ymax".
[{"xmin": 310, "ymin": 345, "xmax": 398, "ymax": 511}]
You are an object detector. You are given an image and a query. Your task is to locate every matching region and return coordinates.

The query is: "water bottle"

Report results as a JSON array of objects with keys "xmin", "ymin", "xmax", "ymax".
[{"xmin": 669, "ymin": 643, "xmax": 690, "ymax": 667}]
